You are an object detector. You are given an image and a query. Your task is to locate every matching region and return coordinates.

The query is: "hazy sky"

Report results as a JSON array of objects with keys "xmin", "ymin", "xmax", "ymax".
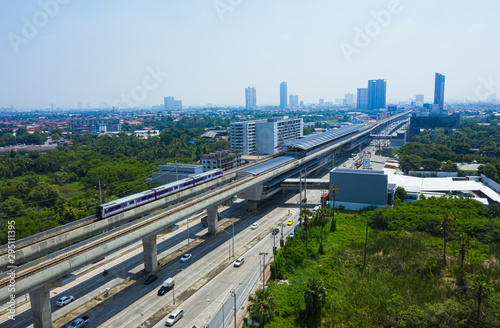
[{"xmin": 0, "ymin": 0, "xmax": 498, "ymax": 108}]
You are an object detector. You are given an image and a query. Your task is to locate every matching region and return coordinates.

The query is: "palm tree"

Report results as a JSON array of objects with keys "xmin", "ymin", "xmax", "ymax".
[
  {"xmin": 442, "ymin": 214, "xmax": 453, "ymax": 265},
  {"xmin": 314, "ymin": 208, "xmax": 331, "ymax": 254},
  {"xmin": 300, "ymin": 209, "xmax": 313, "ymax": 257},
  {"xmin": 247, "ymin": 288, "xmax": 276, "ymax": 326},
  {"xmin": 304, "ymin": 277, "xmax": 327, "ymax": 321},
  {"xmin": 329, "ymin": 185, "xmax": 340, "ymax": 232}
]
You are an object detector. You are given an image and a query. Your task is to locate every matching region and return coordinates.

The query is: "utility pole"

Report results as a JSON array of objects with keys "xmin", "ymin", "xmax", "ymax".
[
  {"xmin": 175, "ymin": 158, "xmax": 178, "ymax": 181},
  {"xmin": 272, "ymin": 231, "xmax": 276, "ymax": 254},
  {"xmin": 187, "ymin": 217, "xmax": 190, "ymax": 250},
  {"xmin": 99, "ymin": 179, "xmax": 102, "ymax": 205},
  {"xmin": 231, "ymin": 290, "xmax": 237, "ymax": 328},
  {"xmin": 232, "ymin": 222, "xmax": 235, "ymax": 257},
  {"xmin": 304, "ymin": 169, "xmax": 307, "ymax": 205},
  {"xmin": 280, "ymin": 223, "xmax": 284, "ymax": 247},
  {"xmin": 259, "ymin": 252, "xmax": 269, "ymax": 286}
]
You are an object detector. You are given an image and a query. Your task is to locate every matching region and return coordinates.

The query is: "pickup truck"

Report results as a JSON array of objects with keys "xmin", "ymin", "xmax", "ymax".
[{"xmin": 68, "ymin": 316, "xmax": 89, "ymax": 328}]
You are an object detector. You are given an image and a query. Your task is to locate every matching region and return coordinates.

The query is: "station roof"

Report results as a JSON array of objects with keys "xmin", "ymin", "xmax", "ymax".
[
  {"xmin": 238, "ymin": 155, "xmax": 296, "ymax": 176},
  {"xmin": 284, "ymin": 124, "xmax": 366, "ymax": 151}
]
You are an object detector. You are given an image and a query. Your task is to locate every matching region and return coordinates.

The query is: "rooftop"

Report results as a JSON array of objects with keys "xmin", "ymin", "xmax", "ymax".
[{"xmin": 284, "ymin": 124, "xmax": 366, "ymax": 151}]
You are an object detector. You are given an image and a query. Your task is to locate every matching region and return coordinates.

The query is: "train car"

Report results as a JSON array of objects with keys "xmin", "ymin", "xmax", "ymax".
[
  {"xmin": 95, "ymin": 189, "xmax": 156, "ymax": 220},
  {"xmin": 95, "ymin": 169, "xmax": 224, "ymax": 220}
]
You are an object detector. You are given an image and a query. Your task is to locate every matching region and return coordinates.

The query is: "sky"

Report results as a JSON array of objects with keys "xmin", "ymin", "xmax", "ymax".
[{"xmin": 0, "ymin": 0, "xmax": 498, "ymax": 109}]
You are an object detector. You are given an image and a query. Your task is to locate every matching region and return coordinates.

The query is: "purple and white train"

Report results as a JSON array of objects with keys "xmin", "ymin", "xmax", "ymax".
[{"xmin": 95, "ymin": 169, "xmax": 223, "ymax": 220}]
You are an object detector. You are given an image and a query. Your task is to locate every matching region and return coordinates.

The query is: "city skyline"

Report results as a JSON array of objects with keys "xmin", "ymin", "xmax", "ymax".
[{"xmin": 1, "ymin": 1, "xmax": 498, "ymax": 108}]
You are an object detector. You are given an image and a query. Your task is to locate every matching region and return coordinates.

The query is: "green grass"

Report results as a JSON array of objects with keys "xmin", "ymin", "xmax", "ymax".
[{"xmin": 59, "ymin": 181, "xmax": 86, "ymax": 198}]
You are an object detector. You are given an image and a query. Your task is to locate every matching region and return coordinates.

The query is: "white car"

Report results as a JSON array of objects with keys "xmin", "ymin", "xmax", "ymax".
[
  {"xmin": 251, "ymin": 223, "xmax": 258, "ymax": 229},
  {"xmin": 56, "ymin": 295, "xmax": 74, "ymax": 307},
  {"xmin": 180, "ymin": 253, "xmax": 192, "ymax": 263},
  {"xmin": 234, "ymin": 257, "xmax": 245, "ymax": 267}
]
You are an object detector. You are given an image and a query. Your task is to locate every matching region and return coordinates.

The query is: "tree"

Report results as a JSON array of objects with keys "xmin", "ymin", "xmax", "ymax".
[
  {"xmin": 314, "ymin": 208, "xmax": 330, "ymax": 254},
  {"xmin": 304, "ymin": 277, "xmax": 327, "ymax": 321},
  {"xmin": 329, "ymin": 185, "xmax": 340, "ymax": 232},
  {"xmin": 51, "ymin": 133, "xmax": 61, "ymax": 141},
  {"xmin": 247, "ymin": 288, "xmax": 276, "ymax": 326},
  {"xmin": 394, "ymin": 186, "xmax": 407, "ymax": 202},
  {"xmin": 299, "ymin": 209, "xmax": 313, "ymax": 258},
  {"xmin": 28, "ymin": 182, "xmax": 60, "ymax": 207},
  {"xmin": 442, "ymin": 160, "xmax": 458, "ymax": 172},
  {"xmin": 1, "ymin": 196, "xmax": 24, "ymax": 217}
]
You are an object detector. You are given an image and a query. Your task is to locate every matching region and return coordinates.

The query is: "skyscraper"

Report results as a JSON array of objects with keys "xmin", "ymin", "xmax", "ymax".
[
  {"xmin": 245, "ymin": 87, "xmax": 257, "ymax": 109},
  {"xmin": 415, "ymin": 94, "xmax": 424, "ymax": 106},
  {"xmin": 280, "ymin": 82, "xmax": 288, "ymax": 109},
  {"xmin": 344, "ymin": 93, "xmax": 355, "ymax": 106},
  {"xmin": 164, "ymin": 97, "xmax": 175, "ymax": 110},
  {"xmin": 434, "ymin": 73, "xmax": 445, "ymax": 111},
  {"xmin": 368, "ymin": 79, "xmax": 386, "ymax": 110},
  {"xmin": 289, "ymin": 94, "xmax": 299, "ymax": 107},
  {"xmin": 357, "ymin": 88, "xmax": 368, "ymax": 110}
]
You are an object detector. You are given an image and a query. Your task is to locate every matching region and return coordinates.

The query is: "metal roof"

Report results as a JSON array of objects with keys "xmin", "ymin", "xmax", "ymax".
[
  {"xmin": 239, "ymin": 156, "xmax": 296, "ymax": 176},
  {"xmin": 284, "ymin": 124, "xmax": 365, "ymax": 150}
]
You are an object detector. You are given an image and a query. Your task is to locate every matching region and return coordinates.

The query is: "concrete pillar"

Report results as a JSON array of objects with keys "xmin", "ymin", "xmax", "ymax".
[
  {"xmin": 248, "ymin": 200, "xmax": 258, "ymax": 212},
  {"xmin": 142, "ymin": 234, "xmax": 158, "ymax": 273},
  {"xmin": 207, "ymin": 205, "xmax": 219, "ymax": 235},
  {"xmin": 30, "ymin": 285, "xmax": 52, "ymax": 328}
]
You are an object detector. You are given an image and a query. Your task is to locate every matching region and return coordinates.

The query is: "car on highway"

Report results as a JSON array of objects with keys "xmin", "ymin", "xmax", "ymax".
[
  {"xmin": 289, "ymin": 232, "xmax": 295, "ymax": 237},
  {"xmin": 144, "ymin": 274, "xmax": 158, "ymax": 285},
  {"xmin": 287, "ymin": 219, "xmax": 294, "ymax": 226},
  {"xmin": 158, "ymin": 278, "xmax": 175, "ymax": 296},
  {"xmin": 56, "ymin": 295, "xmax": 74, "ymax": 307},
  {"xmin": 272, "ymin": 228, "xmax": 279, "ymax": 235},
  {"xmin": 165, "ymin": 308, "xmax": 184, "ymax": 326},
  {"xmin": 180, "ymin": 253, "xmax": 192, "ymax": 263},
  {"xmin": 234, "ymin": 257, "xmax": 245, "ymax": 267},
  {"xmin": 68, "ymin": 316, "xmax": 89, "ymax": 328},
  {"xmin": 251, "ymin": 223, "xmax": 259, "ymax": 229}
]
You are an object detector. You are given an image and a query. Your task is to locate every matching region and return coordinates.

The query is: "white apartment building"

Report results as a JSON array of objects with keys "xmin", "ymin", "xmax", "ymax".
[{"xmin": 230, "ymin": 116, "xmax": 303, "ymax": 155}]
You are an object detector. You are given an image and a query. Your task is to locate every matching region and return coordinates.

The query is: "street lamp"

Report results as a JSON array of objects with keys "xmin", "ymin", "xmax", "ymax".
[
  {"xmin": 230, "ymin": 290, "xmax": 237, "ymax": 328},
  {"xmin": 207, "ymin": 298, "xmax": 225, "ymax": 328},
  {"xmin": 170, "ymin": 268, "xmax": 184, "ymax": 304},
  {"xmin": 221, "ymin": 223, "xmax": 235, "ymax": 259}
]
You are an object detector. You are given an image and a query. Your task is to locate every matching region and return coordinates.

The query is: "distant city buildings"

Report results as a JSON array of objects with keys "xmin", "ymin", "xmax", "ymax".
[
  {"xmin": 434, "ymin": 73, "xmax": 446, "ymax": 112},
  {"xmin": 289, "ymin": 94, "xmax": 299, "ymax": 108},
  {"xmin": 415, "ymin": 94, "xmax": 425, "ymax": 107},
  {"xmin": 164, "ymin": 96, "xmax": 182, "ymax": 110},
  {"xmin": 201, "ymin": 150, "xmax": 242, "ymax": 172},
  {"xmin": 357, "ymin": 88, "xmax": 368, "ymax": 110},
  {"xmin": 319, "ymin": 99, "xmax": 325, "ymax": 107},
  {"xmin": 344, "ymin": 93, "xmax": 355, "ymax": 106},
  {"xmin": 230, "ymin": 116, "xmax": 303, "ymax": 155},
  {"xmin": 245, "ymin": 87, "xmax": 257, "ymax": 109},
  {"xmin": 69, "ymin": 118, "xmax": 121, "ymax": 134},
  {"xmin": 280, "ymin": 82, "xmax": 288, "ymax": 109},
  {"xmin": 368, "ymin": 79, "xmax": 387, "ymax": 110}
]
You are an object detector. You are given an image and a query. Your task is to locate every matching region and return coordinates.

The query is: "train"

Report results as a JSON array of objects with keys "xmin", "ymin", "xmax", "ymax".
[{"xmin": 95, "ymin": 169, "xmax": 224, "ymax": 220}]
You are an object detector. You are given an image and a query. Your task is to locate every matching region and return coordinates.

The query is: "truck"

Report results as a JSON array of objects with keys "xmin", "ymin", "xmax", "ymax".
[
  {"xmin": 200, "ymin": 212, "xmax": 221, "ymax": 227},
  {"xmin": 68, "ymin": 316, "xmax": 89, "ymax": 328}
]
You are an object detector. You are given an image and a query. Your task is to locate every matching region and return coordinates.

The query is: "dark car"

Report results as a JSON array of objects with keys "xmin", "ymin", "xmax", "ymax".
[
  {"xmin": 294, "ymin": 225, "xmax": 300, "ymax": 232},
  {"xmin": 272, "ymin": 228, "xmax": 279, "ymax": 235},
  {"xmin": 144, "ymin": 274, "xmax": 158, "ymax": 285}
]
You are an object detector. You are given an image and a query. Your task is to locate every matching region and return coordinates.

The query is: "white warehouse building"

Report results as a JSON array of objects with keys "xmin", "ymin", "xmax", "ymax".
[{"xmin": 230, "ymin": 116, "xmax": 303, "ymax": 155}]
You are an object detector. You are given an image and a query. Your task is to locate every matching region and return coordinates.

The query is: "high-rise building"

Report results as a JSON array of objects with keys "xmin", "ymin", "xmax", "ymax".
[
  {"xmin": 319, "ymin": 99, "xmax": 325, "ymax": 107},
  {"xmin": 230, "ymin": 116, "xmax": 303, "ymax": 155},
  {"xmin": 174, "ymin": 100, "xmax": 182, "ymax": 110},
  {"xmin": 289, "ymin": 94, "xmax": 299, "ymax": 108},
  {"xmin": 415, "ymin": 94, "xmax": 424, "ymax": 107},
  {"xmin": 357, "ymin": 88, "xmax": 368, "ymax": 110},
  {"xmin": 164, "ymin": 97, "xmax": 175, "ymax": 110},
  {"xmin": 344, "ymin": 93, "xmax": 355, "ymax": 106},
  {"xmin": 280, "ymin": 82, "xmax": 288, "ymax": 109},
  {"xmin": 245, "ymin": 87, "xmax": 257, "ymax": 109},
  {"xmin": 368, "ymin": 79, "xmax": 386, "ymax": 110},
  {"xmin": 230, "ymin": 121, "xmax": 256, "ymax": 155},
  {"xmin": 434, "ymin": 73, "xmax": 445, "ymax": 111}
]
